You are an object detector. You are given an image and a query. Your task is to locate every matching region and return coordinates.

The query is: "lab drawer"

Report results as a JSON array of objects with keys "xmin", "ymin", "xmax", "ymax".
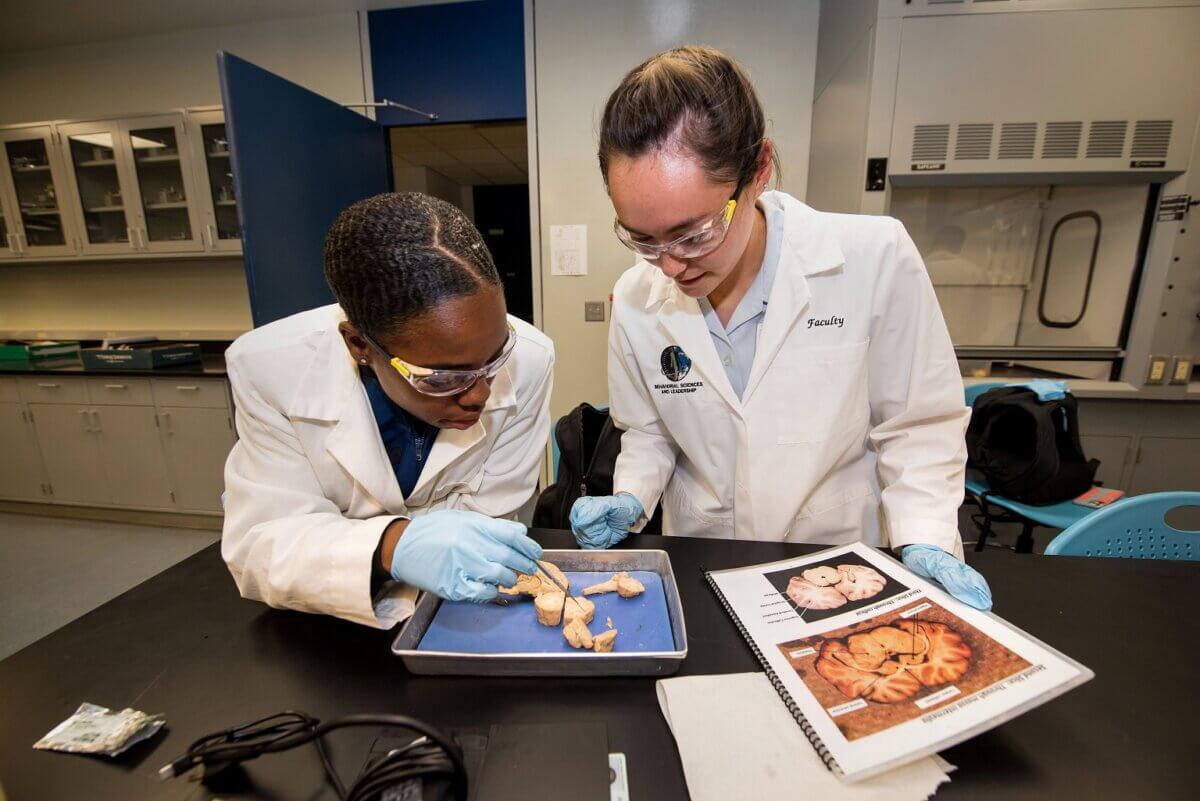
[
  {"xmin": 87, "ymin": 377, "xmax": 154, "ymax": 406},
  {"xmin": 0, "ymin": 377, "xmax": 19, "ymax": 403},
  {"xmin": 18, "ymin": 376, "xmax": 88, "ymax": 405},
  {"xmin": 151, "ymin": 378, "xmax": 229, "ymax": 409}
]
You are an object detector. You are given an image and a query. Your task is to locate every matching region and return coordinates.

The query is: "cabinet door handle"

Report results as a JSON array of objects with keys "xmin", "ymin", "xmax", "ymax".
[
  {"xmin": 16, "ymin": 233, "xmax": 27, "ymax": 253},
  {"xmin": 91, "ymin": 410, "xmax": 101, "ymax": 430},
  {"xmin": 175, "ymin": 385, "xmax": 200, "ymax": 391},
  {"xmin": 207, "ymin": 223, "xmax": 217, "ymax": 248},
  {"xmin": 139, "ymin": 228, "xmax": 148, "ymax": 249},
  {"xmin": 79, "ymin": 408, "xmax": 91, "ymax": 432},
  {"xmin": 4, "ymin": 233, "xmax": 16, "ymax": 253},
  {"xmin": 127, "ymin": 227, "xmax": 137, "ymax": 249},
  {"xmin": 37, "ymin": 382, "xmax": 59, "ymax": 388},
  {"xmin": 161, "ymin": 410, "xmax": 172, "ymax": 434},
  {"xmin": 104, "ymin": 383, "xmax": 127, "ymax": 390}
]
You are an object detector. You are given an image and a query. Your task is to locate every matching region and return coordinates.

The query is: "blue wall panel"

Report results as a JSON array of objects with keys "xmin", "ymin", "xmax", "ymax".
[
  {"xmin": 368, "ymin": 0, "xmax": 526, "ymax": 126},
  {"xmin": 218, "ymin": 52, "xmax": 391, "ymax": 327}
]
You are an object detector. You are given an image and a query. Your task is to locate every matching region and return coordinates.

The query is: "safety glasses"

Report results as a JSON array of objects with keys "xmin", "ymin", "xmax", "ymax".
[
  {"xmin": 613, "ymin": 181, "xmax": 745, "ymax": 261},
  {"xmin": 362, "ymin": 322, "xmax": 517, "ymax": 397}
]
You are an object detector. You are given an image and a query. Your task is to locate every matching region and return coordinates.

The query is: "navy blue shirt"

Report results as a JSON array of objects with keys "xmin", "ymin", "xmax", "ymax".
[{"xmin": 361, "ymin": 369, "xmax": 438, "ymax": 498}]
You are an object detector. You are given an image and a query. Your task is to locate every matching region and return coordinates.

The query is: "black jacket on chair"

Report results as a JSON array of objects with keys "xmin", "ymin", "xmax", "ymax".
[{"xmin": 534, "ymin": 403, "xmax": 662, "ymax": 534}]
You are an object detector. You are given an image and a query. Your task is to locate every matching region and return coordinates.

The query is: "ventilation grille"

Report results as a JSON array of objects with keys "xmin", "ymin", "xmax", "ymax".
[
  {"xmin": 1042, "ymin": 122, "xmax": 1082, "ymax": 159},
  {"xmin": 954, "ymin": 123, "xmax": 993, "ymax": 160},
  {"xmin": 912, "ymin": 124, "xmax": 950, "ymax": 161},
  {"xmin": 998, "ymin": 122, "xmax": 1037, "ymax": 159},
  {"xmin": 1131, "ymin": 120, "xmax": 1172, "ymax": 158},
  {"xmin": 1086, "ymin": 121, "xmax": 1127, "ymax": 158}
]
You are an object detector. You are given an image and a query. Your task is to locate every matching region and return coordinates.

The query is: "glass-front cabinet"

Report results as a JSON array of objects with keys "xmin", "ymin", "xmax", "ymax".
[
  {"xmin": 186, "ymin": 109, "xmax": 241, "ymax": 253},
  {"xmin": 0, "ymin": 126, "xmax": 77, "ymax": 258},
  {"xmin": 58, "ymin": 115, "xmax": 204, "ymax": 255}
]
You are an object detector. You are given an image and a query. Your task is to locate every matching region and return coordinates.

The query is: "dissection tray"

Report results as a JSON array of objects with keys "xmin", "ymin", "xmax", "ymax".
[{"xmin": 392, "ymin": 549, "xmax": 688, "ymax": 677}]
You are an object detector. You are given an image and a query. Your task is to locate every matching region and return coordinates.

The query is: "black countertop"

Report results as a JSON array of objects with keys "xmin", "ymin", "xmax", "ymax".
[
  {"xmin": 0, "ymin": 530, "xmax": 1194, "ymax": 800},
  {"xmin": 0, "ymin": 352, "xmax": 228, "ymax": 378}
]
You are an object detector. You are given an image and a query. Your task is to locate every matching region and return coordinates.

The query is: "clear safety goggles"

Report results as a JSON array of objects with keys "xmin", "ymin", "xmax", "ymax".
[
  {"xmin": 613, "ymin": 182, "xmax": 745, "ymax": 261},
  {"xmin": 362, "ymin": 321, "xmax": 517, "ymax": 397}
]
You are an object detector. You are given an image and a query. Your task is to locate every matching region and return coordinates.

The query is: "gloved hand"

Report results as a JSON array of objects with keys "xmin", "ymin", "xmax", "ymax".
[
  {"xmin": 569, "ymin": 493, "xmax": 644, "ymax": 550},
  {"xmin": 389, "ymin": 510, "xmax": 543, "ymax": 602},
  {"xmin": 901, "ymin": 544, "xmax": 993, "ymax": 611}
]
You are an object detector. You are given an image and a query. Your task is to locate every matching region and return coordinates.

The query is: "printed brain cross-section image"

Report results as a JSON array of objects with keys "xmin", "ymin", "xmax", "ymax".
[
  {"xmin": 775, "ymin": 600, "xmax": 1033, "ymax": 741},
  {"xmin": 762, "ymin": 552, "xmax": 909, "ymax": 623}
]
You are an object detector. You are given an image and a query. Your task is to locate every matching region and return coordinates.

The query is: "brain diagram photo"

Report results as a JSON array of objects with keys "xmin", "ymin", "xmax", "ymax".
[
  {"xmin": 776, "ymin": 600, "xmax": 1033, "ymax": 741},
  {"xmin": 762, "ymin": 551, "xmax": 909, "ymax": 623}
]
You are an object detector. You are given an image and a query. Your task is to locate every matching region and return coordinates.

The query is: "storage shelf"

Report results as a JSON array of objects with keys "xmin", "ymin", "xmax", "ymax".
[
  {"xmin": 136, "ymin": 155, "xmax": 180, "ymax": 164},
  {"xmin": 76, "ymin": 159, "xmax": 116, "ymax": 168},
  {"xmin": 206, "ymin": 151, "xmax": 230, "ymax": 159},
  {"xmin": 20, "ymin": 208, "xmax": 60, "ymax": 216},
  {"xmin": 144, "ymin": 202, "xmax": 188, "ymax": 210},
  {"xmin": 84, "ymin": 205, "xmax": 124, "ymax": 213},
  {"xmin": 11, "ymin": 164, "xmax": 51, "ymax": 172},
  {"xmin": 214, "ymin": 200, "xmax": 236, "ymax": 207}
]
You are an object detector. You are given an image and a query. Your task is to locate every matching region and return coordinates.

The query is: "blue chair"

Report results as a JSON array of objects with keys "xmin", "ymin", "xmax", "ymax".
[
  {"xmin": 1044, "ymin": 491, "xmax": 1200, "ymax": 560},
  {"xmin": 962, "ymin": 381, "xmax": 1108, "ymax": 553}
]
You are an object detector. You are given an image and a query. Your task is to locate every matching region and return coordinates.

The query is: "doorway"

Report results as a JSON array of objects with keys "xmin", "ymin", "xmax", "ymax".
[{"xmin": 388, "ymin": 122, "xmax": 534, "ymax": 323}]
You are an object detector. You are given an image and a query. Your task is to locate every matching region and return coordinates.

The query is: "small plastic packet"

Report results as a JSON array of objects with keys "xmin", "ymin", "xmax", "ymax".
[{"xmin": 33, "ymin": 702, "xmax": 166, "ymax": 756}]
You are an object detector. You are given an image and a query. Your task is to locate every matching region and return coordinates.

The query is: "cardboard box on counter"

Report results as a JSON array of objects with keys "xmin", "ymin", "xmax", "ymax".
[
  {"xmin": 0, "ymin": 341, "xmax": 81, "ymax": 360},
  {"xmin": 80, "ymin": 343, "xmax": 202, "ymax": 370}
]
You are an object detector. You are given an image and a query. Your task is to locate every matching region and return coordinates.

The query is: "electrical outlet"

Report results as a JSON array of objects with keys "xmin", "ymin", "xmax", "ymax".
[
  {"xmin": 1146, "ymin": 355, "xmax": 1169, "ymax": 384},
  {"xmin": 584, "ymin": 301, "xmax": 605, "ymax": 322},
  {"xmin": 1170, "ymin": 357, "xmax": 1192, "ymax": 385}
]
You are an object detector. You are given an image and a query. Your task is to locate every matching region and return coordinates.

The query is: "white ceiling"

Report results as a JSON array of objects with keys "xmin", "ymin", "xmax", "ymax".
[
  {"xmin": 0, "ymin": 0, "xmax": 445, "ymax": 54},
  {"xmin": 391, "ymin": 122, "xmax": 528, "ymax": 186}
]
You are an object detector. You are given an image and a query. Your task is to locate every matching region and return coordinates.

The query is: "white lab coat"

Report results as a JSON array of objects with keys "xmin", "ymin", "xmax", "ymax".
[
  {"xmin": 221, "ymin": 304, "xmax": 554, "ymax": 628},
  {"xmin": 609, "ymin": 191, "xmax": 968, "ymax": 556}
]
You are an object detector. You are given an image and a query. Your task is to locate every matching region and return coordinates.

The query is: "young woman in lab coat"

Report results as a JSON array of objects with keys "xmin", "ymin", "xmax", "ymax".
[
  {"xmin": 222, "ymin": 193, "xmax": 554, "ymax": 627},
  {"xmin": 569, "ymin": 47, "xmax": 991, "ymax": 609}
]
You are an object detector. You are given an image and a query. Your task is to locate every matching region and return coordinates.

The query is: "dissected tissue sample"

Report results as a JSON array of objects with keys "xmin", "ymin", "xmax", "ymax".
[
  {"xmin": 562, "ymin": 617, "xmax": 594, "ymax": 649},
  {"xmin": 583, "ymin": 571, "xmax": 645, "ymax": 598},
  {"xmin": 592, "ymin": 629, "xmax": 618, "ymax": 653}
]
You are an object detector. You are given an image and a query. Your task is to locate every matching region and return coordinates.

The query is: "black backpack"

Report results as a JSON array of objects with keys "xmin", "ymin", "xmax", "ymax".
[
  {"xmin": 965, "ymin": 386, "xmax": 1099, "ymax": 505},
  {"xmin": 533, "ymin": 403, "xmax": 661, "ymax": 533}
]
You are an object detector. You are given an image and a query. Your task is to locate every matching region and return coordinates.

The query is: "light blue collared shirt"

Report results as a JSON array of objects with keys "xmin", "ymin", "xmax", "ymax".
[{"xmin": 698, "ymin": 201, "xmax": 785, "ymax": 399}]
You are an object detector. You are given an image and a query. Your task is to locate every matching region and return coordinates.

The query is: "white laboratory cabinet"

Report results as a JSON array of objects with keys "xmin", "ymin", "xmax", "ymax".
[
  {"xmin": 57, "ymin": 115, "xmax": 206, "ymax": 256},
  {"xmin": 0, "ymin": 374, "xmax": 235, "ymax": 515},
  {"xmin": 0, "ymin": 125, "xmax": 78, "ymax": 259},
  {"xmin": 0, "ymin": 108, "xmax": 243, "ymax": 261},
  {"xmin": 185, "ymin": 109, "xmax": 242, "ymax": 253}
]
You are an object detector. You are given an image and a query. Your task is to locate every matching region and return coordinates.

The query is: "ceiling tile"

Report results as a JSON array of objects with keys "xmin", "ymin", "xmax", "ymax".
[
  {"xmin": 456, "ymin": 148, "xmax": 507, "ymax": 166},
  {"xmin": 404, "ymin": 150, "xmax": 458, "ymax": 167},
  {"xmin": 498, "ymin": 144, "xmax": 528, "ymax": 164},
  {"xmin": 478, "ymin": 124, "xmax": 527, "ymax": 147},
  {"xmin": 389, "ymin": 127, "xmax": 432, "ymax": 150},
  {"xmin": 423, "ymin": 124, "xmax": 490, "ymax": 150},
  {"xmin": 434, "ymin": 164, "xmax": 486, "ymax": 185}
]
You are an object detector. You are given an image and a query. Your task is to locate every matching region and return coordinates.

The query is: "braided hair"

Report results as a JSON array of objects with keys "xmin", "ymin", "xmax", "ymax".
[{"xmin": 323, "ymin": 192, "xmax": 502, "ymax": 340}]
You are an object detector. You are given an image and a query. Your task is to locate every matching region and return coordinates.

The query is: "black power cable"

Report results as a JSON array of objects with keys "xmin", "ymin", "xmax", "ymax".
[{"xmin": 158, "ymin": 711, "xmax": 467, "ymax": 801}]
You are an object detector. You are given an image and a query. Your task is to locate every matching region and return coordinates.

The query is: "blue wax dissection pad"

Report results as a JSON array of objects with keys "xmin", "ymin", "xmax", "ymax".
[{"xmin": 416, "ymin": 571, "xmax": 674, "ymax": 654}]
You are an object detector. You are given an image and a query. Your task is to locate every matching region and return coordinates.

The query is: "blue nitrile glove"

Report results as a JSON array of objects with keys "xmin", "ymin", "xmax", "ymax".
[
  {"xmin": 389, "ymin": 510, "xmax": 543, "ymax": 602},
  {"xmin": 569, "ymin": 493, "xmax": 644, "ymax": 550},
  {"xmin": 901, "ymin": 544, "xmax": 993, "ymax": 611}
]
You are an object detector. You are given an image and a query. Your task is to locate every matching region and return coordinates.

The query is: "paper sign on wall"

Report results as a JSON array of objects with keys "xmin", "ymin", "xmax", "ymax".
[{"xmin": 550, "ymin": 224, "xmax": 587, "ymax": 276}]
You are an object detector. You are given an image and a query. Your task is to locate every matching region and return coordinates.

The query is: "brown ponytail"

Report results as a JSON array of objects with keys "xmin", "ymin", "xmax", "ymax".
[{"xmin": 598, "ymin": 46, "xmax": 779, "ymax": 191}]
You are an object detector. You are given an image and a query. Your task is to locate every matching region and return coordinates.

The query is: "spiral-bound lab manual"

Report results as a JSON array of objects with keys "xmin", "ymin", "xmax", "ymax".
[{"xmin": 706, "ymin": 542, "xmax": 1093, "ymax": 782}]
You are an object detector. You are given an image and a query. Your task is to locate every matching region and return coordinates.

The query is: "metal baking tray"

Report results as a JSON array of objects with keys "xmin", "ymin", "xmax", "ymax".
[{"xmin": 392, "ymin": 549, "xmax": 688, "ymax": 677}]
